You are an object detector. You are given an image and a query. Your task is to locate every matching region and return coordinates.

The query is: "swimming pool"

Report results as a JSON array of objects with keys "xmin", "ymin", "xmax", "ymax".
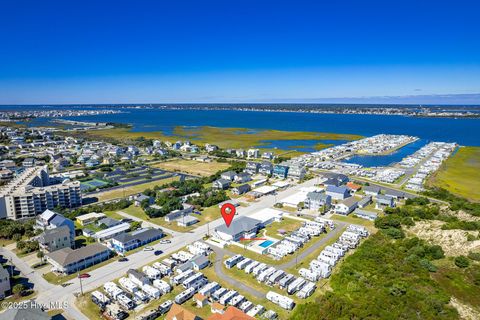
[{"xmin": 259, "ymin": 240, "xmax": 274, "ymax": 248}]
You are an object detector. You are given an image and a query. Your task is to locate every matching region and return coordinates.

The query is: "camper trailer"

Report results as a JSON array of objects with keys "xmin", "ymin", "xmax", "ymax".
[
  {"xmin": 143, "ymin": 266, "xmax": 162, "ymax": 280},
  {"xmin": 299, "ymin": 268, "xmax": 320, "ymax": 282},
  {"xmin": 247, "ymin": 304, "xmax": 265, "ymax": 317},
  {"xmin": 91, "ymin": 290, "xmax": 111, "ymax": 308},
  {"xmin": 237, "ymin": 258, "xmax": 252, "ymax": 270},
  {"xmin": 142, "ymin": 284, "xmax": 161, "ymax": 299},
  {"xmin": 174, "ymin": 287, "xmax": 195, "ymax": 304},
  {"xmin": 104, "ymin": 282, "xmax": 124, "ymax": 300},
  {"xmin": 212, "ymin": 287, "xmax": 227, "ymax": 301},
  {"xmin": 296, "ymin": 281, "xmax": 316, "ymax": 299},
  {"xmin": 219, "ymin": 290, "xmax": 238, "ymax": 305},
  {"xmin": 158, "ymin": 300, "xmax": 173, "ymax": 315},
  {"xmin": 266, "ymin": 291, "xmax": 295, "ymax": 310},
  {"xmin": 245, "ymin": 261, "xmax": 260, "ymax": 274},
  {"xmin": 199, "ymin": 281, "xmax": 220, "ymax": 296},
  {"xmin": 287, "ymin": 277, "xmax": 306, "ymax": 295},
  {"xmin": 153, "ymin": 279, "xmax": 172, "ymax": 294},
  {"xmin": 239, "ymin": 301, "xmax": 254, "ymax": 313},
  {"xmin": 278, "ymin": 274, "xmax": 295, "ymax": 289},
  {"xmin": 224, "ymin": 255, "xmax": 244, "ymax": 269},
  {"xmin": 229, "ymin": 294, "xmax": 245, "ymax": 307},
  {"xmin": 119, "ymin": 277, "xmax": 139, "ymax": 294},
  {"xmin": 117, "ymin": 294, "xmax": 135, "ymax": 310},
  {"xmin": 267, "ymin": 270, "xmax": 286, "ymax": 286}
]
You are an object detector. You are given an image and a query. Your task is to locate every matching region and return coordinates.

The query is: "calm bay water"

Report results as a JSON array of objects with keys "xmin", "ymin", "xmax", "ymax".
[
  {"xmin": 344, "ymin": 139, "xmax": 428, "ymax": 167},
  {"xmin": 5, "ymin": 107, "xmax": 480, "ymax": 146}
]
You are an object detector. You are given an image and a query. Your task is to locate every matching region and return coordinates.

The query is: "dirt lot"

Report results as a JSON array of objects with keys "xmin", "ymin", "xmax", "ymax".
[
  {"xmin": 152, "ymin": 159, "xmax": 230, "ymax": 176},
  {"xmin": 406, "ymin": 220, "xmax": 480, "ymax": 256}
]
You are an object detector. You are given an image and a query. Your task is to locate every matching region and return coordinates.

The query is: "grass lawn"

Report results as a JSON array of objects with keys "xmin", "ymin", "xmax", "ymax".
[
  {"xmin": 0, "ymin": 238, "xmax": 14, "ymax": 247},
  {"xmin": 330, "ymin": 214, "xmax": 376, "ymax": 232},
  {"xmin": 285, "ymin": 224, "xmax": 347, "ymax": 274},
  {"xmin": 432, "ymin": 260, "xmax": 480, "ymax": 310},
  {"xmin": 201, "ymin": 262, "xmax": 292, "ymax": 319},
  {"xmin": 428, "ymin": 146, "xmax": 480, "ymax": 202},
  {"xmin": 264, "ymin": 217, "xmax": 303, "ymax": 237},
  {"xmin": 118, "ymin": 205, "xmax": 195, "ymax": 233},
  {"xmin": 94, "ymin": 176, "xmax": 179, "ymax": 201},
  {"xmin": 152, "ymin": 159, "xmax": 230, "ymax": 177},
  {"xmin": 85, "ymin": 126, "xmax": 361, "ymax": 153},
  {"xmin": 119, "ymin": 204, "xmax": 222, "ymax": 233}
]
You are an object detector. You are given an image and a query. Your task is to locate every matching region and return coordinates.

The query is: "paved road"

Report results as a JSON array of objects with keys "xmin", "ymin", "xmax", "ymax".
[
  {"xmin": 277, "ymin": 221, "xmax": 347, "ymax": 270},
  {"xmin": 0, "ymin": 247, "xmax": 88, "ymax": 320},
  {"xmin": 5, "ymin": 177, "xmax": 321, "ymax": 319},
  {"xmin": 211, "ymin": 246, "xmax": 264, "ymax": 299}
]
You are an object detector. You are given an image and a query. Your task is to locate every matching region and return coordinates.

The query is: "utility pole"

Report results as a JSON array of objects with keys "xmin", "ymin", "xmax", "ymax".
[{"xmin": 78, "ymin": 273, "xmax": 84, "ymax": 296}]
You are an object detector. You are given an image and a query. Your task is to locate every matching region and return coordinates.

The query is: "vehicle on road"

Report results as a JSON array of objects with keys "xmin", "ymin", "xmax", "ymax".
[
  {"xmin": 159, "ymin": 239, "xmax": 171, "ymax": 244},
  {"xmin": 118, "ymin": 257, "xmax": 128, "ymax": 262},
  {"xmin": 144, "ymin": 246, "xmax": 154, "ymax": 251},
  {"xmin": 154, "ymin": 250, "xmax": 162, "ymax": 255}
]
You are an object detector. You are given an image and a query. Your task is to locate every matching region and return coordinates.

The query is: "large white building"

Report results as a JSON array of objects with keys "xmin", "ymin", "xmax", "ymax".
[{"xmin": 0, "ymin": 166, "xmax": 82, "ymax": 220}]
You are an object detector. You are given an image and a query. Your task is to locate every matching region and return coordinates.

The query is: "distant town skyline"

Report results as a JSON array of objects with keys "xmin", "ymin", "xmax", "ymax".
[{"xmin": 1, "ymin": 0, "xmax": 479, "ymax": 104}]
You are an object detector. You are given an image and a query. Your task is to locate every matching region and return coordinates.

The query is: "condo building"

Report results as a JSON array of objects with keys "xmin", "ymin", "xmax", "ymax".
[{"xmin": 0, "ymin": 166, "xmax": 82, "ymax": 220}]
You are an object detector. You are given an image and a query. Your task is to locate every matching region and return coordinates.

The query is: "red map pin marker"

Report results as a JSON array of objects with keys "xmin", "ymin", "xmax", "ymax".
[{"xmin": 220, "ymin": 203, "xmax": 236, "ymax": 227}]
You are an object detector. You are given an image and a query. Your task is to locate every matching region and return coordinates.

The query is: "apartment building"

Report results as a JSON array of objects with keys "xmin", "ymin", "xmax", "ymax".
[{"xmin": 0, "ymin": 166, "xmax": 81, "ymax": 220}]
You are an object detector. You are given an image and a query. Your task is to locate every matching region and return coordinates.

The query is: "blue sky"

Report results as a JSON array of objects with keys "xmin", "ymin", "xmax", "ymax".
[{"xmin": 0, "ymin": 0, "xmax": 479, "ymax": 104}]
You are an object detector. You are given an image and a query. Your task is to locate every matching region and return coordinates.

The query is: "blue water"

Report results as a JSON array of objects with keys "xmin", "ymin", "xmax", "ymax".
[
  {"xmin": 344, "ymin": 139, "xmax": 428, "ymax": 167},
  {"xmin": 259, "ymin": 240, "xmax": 275, "ymax": 248},
  {"xmin": 6, "ymin": 108, "xmax": 480, "ymax": 146}
]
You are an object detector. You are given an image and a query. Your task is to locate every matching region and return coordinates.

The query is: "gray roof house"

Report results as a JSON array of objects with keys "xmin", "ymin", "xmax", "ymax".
[
  {"xmin": 234, "ymin": 172, "xmax": 252, "ymax": 183},
  {"xmin": 191, "ymin": 254, "xmax": 210, "ymax": 270},
  {"xmin": 357, "ymin": 196, "xmax": 372, "ymax": 208},
  {"xmin": 354, "ymin": 209, "xmax": 378, "ymax": 221},
  {"xmin": 304, "ymin": 192, "xmax": 332, "ymax": 210},
  {"xmin": 384, "ymin": 189, "xmax": 407, "ymax": 199},
  {"xmin": 335, "ymin": 197, "xmax": 359, "ymax": 215},
  {"xmin": 0, "ymin": 265, "xmax": 10, "ymax": 300},
  {"xmin": 214, "ymin": 216, "xmax": 262, "ymax": 242},
  {"xmin": 376, "ymin": 195, "xmax": 395, "ymax": 210},
  {"xmin": 46, "ymin": 243, "xmax": 111, "ymax": 274},
  {"xmin": 220, "ymin": 171, "xmax": 236, "ymax": 181},
  {"xmin": 326, "ymin": 185, "xmax": 350, "ymax": 200},
  {"xmin": 212, "ymin": 178, "xmax": 231, "ymax": 190},
  {"xmin": 38, "ymin": 225, "xmax": 73, "ymax": 253},
  {"xmin": 110, "ymin": 228, "xmax": 164, "ymax": 253},
  {"xmin": 96, "ymin": 217, "xmax": 122, "ymax": 228},
  {"xmin": 0, "ymin": 303, "xmax": 51, "ymax": 320},
  {"xmin": 232, "ymin": 184, "xmax": 251, "ymax": 195},
  {"xmin": 35, "ymin": 209, "xmax": 75, "ymax": 247},
  {"xmin": 245, "ymin": 161, "xmax": 260, "ymax": 174},
  {"xmin": 364, "ymin": 185, "xmax": 381, "ymax": 196},
  {"xmin": 127, "ymin": 269, "xmax": 150, "ymax": 287}
]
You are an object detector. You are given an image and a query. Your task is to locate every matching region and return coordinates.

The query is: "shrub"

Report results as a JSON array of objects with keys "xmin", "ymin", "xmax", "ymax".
[
  {"xmin": 454, "ymin": 256, "xmax": 470, "ymax": 268},
  {"xmin": 420, "ymin": 259, "xmax": 438, "ymax": 272},
  {"xmin": 12, "ymin": 284, "xmax": 26, "ymax": 296},
  {"xmin": 383, "ymin": 227, "xmax": 405, "ymax": 239},
  {"xmin": 467, "ymin": 252, "xmax": 480, "ymax": 261}
]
